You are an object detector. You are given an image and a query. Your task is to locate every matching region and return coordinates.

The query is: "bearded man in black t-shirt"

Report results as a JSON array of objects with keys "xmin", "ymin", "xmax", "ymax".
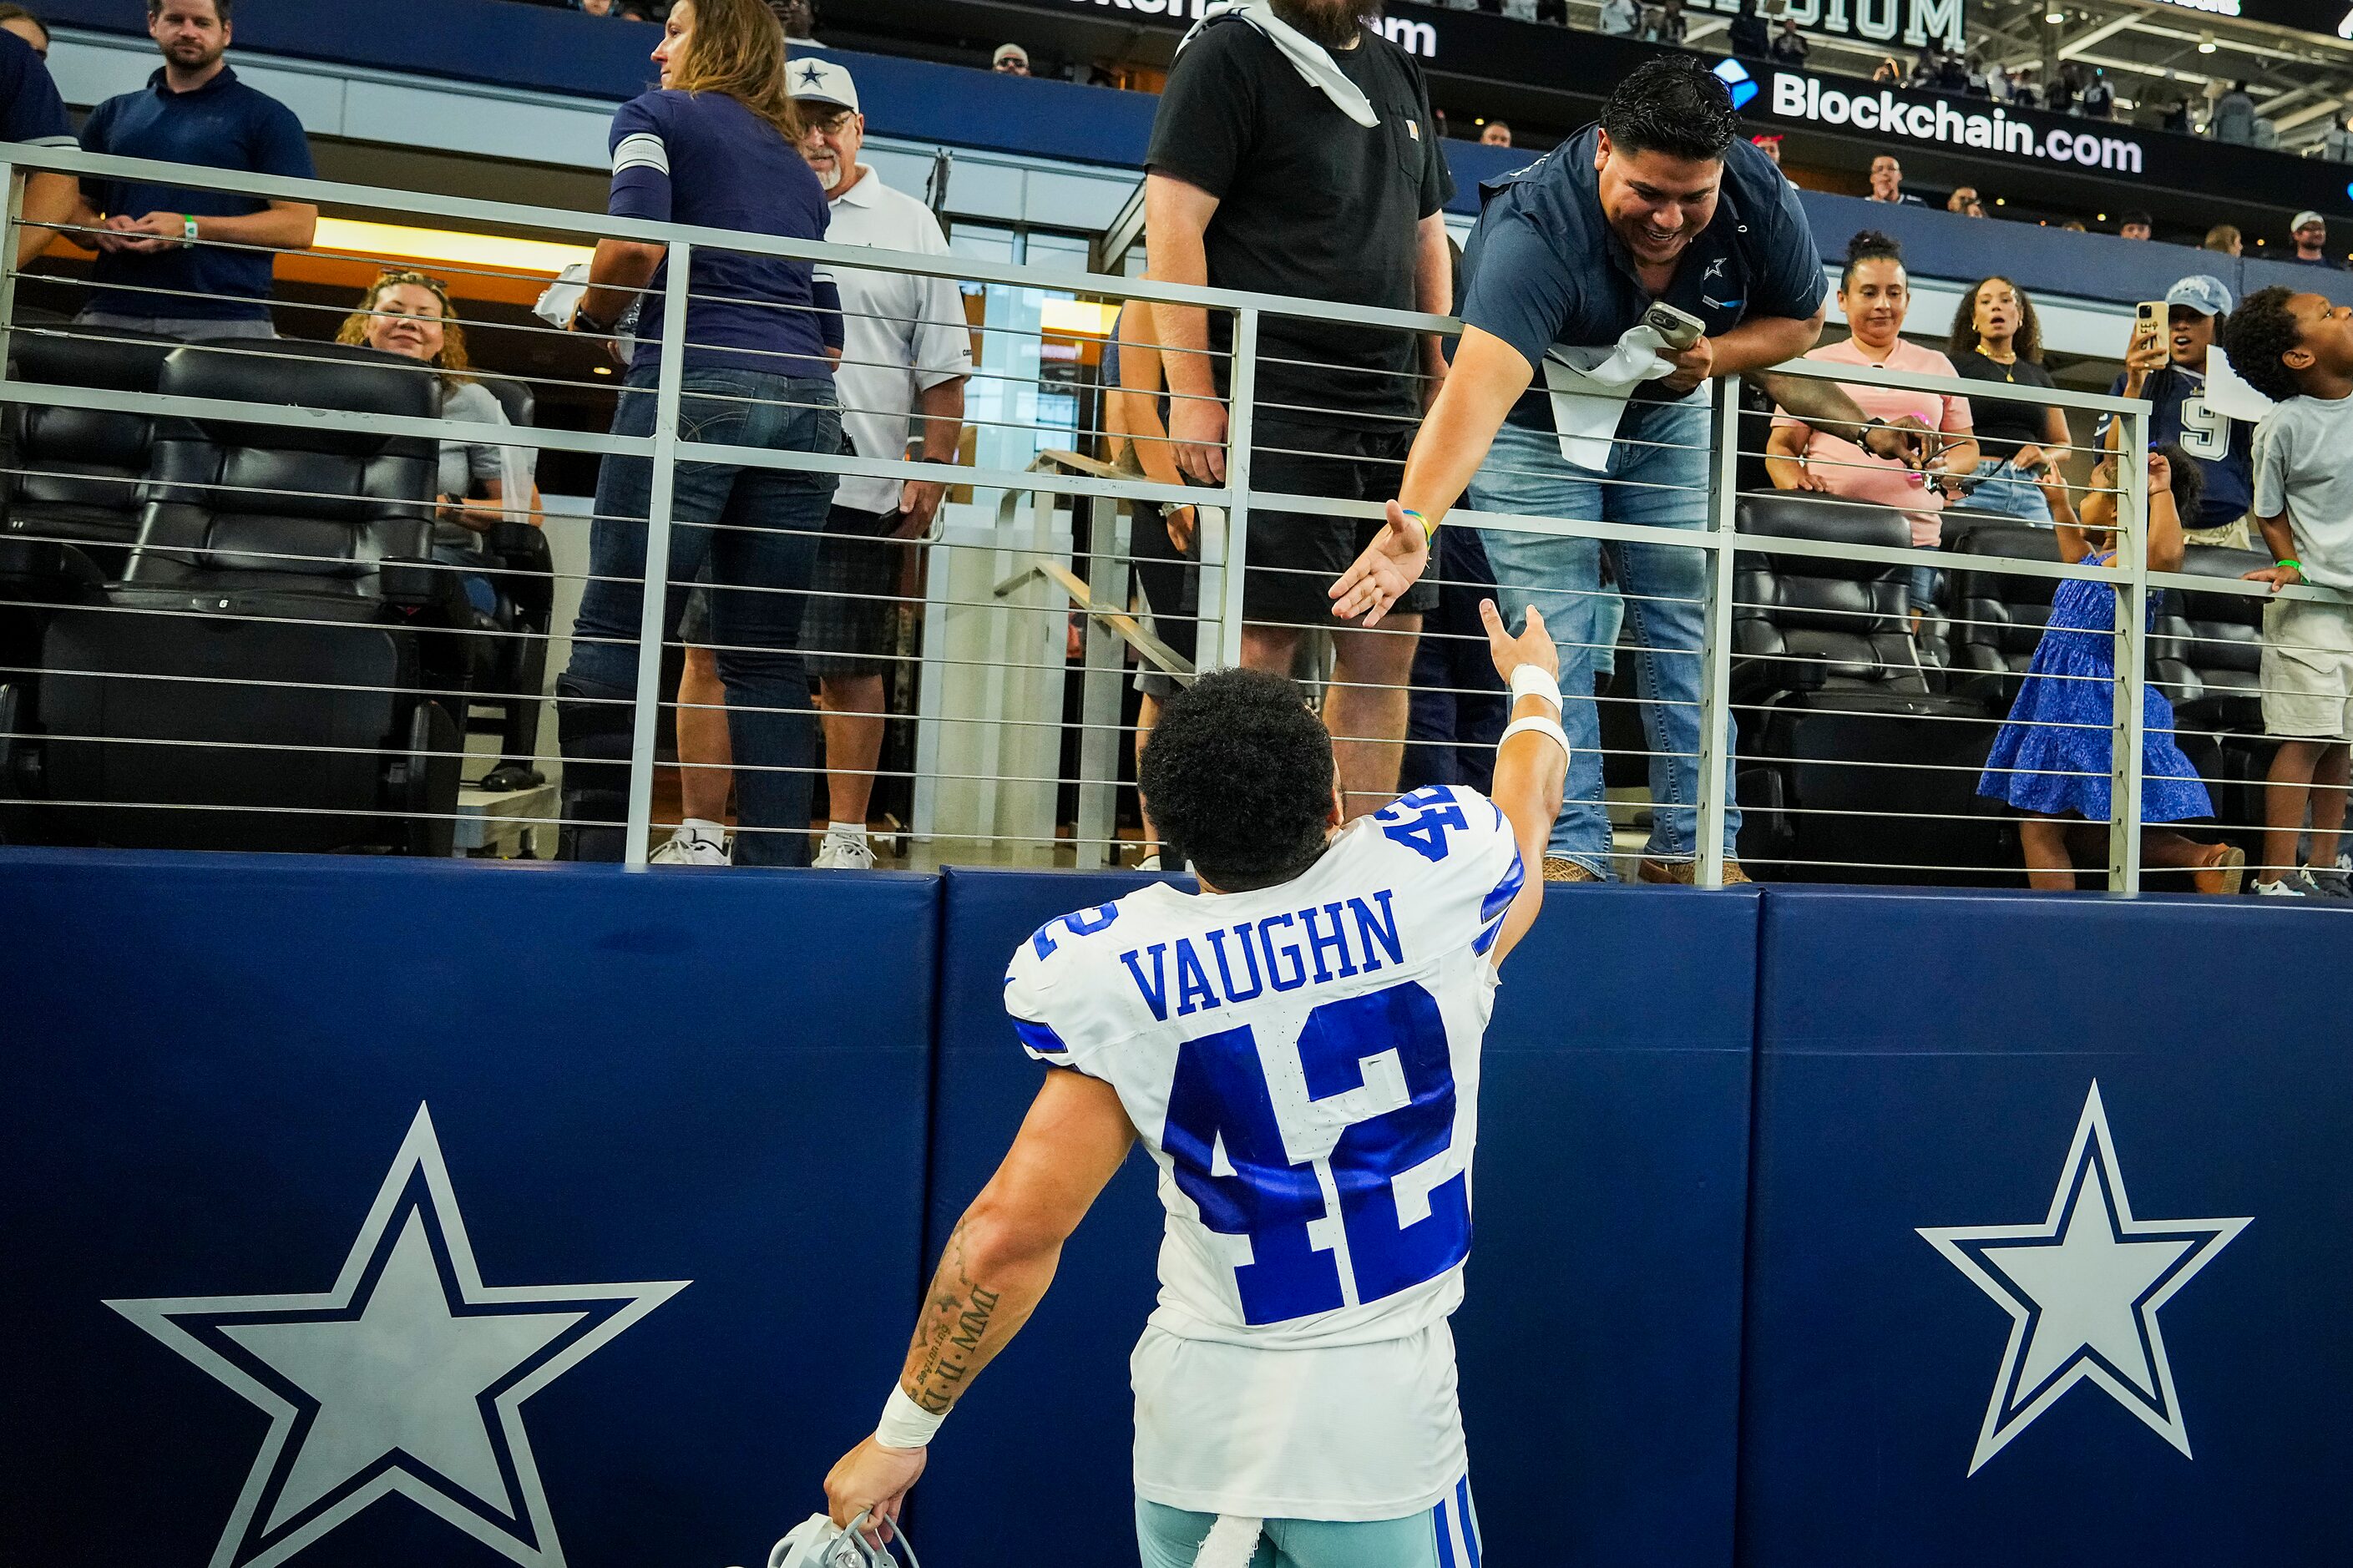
[{"xmin": 1144, "ymin": 0, "xmax": 1455, "ymax": 817}]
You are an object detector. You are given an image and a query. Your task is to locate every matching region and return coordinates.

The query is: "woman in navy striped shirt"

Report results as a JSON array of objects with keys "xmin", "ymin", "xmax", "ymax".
[{"xmin": 556, "ymin": 0, "xmax": 845, "ymax": 867}]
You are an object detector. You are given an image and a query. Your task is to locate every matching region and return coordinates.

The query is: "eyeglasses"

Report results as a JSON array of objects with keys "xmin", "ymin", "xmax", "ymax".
[{"xmin": 805, "ymin": 107, "xmax": 857, "ymax": 135}]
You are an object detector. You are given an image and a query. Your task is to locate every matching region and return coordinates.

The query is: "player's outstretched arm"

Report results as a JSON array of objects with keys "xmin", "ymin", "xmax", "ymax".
[
  {"xmin": 1480, "ymin": 599, "xmax": 1570, "ymax": 967},
  {"xmin": 824, "ymin": 1068, "xmax": 1135, "ymax": 1542}
]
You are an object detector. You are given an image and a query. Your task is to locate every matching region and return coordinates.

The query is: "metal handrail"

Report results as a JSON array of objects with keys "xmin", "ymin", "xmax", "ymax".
[{"xmin": 0, "ymin": 140, "xmax": 2300, "ymax": 891}]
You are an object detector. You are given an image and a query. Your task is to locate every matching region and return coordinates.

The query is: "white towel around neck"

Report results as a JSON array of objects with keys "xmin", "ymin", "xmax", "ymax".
[
  {"xmin": 1176, "ymin": 0, "xmax": 1379, "ymax": 127},
  {"xmin": 1541, "ymin": 323, "xmax": 1680, "ymax": 470}
]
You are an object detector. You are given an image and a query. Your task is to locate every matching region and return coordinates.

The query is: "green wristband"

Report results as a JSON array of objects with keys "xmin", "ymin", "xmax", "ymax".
[
  {"xmin": 1399, "ymin": 507, "xmax": 1435, "ymax": 541},
  {"xmin": 2280, "ymin": 559, "xmax": 2305, "ymax": 575}
]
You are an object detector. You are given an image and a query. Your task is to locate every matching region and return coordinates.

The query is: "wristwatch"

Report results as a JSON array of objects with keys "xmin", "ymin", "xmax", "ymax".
[{"xmin": 572, "ymin": 306, "xmax": 613, "ymax": 337}]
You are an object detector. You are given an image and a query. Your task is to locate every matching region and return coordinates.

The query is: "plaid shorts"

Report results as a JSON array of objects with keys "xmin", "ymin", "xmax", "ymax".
[
  {"xmin": 803, "ymin": 503, "xmax": 906, "ymax": 680},
  {"xmin": 676, "ymin": 504, "xmax": 899, "ymax": 671}
]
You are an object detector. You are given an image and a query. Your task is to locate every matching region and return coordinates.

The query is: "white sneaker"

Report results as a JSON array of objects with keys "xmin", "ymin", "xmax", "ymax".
[
  {"xmin": 2256, "ymin": 873, "xmax": 2312, "ymax": 898},
  {"xmin": 650, "ymin": 828, "xmax": 730, "ymax": 866},
  {"xmin": 812, "ymin": 833, "xmax": 876, "ymax": 870}
]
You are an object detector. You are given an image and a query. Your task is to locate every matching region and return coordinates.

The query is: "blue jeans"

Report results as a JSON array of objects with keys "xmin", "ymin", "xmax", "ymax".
[
  {"xmin": 432, "ymin": 543, "xmax": 501, "ymax": 620},
  {"xmin": 1473, "ymin": 401, "xmax": 1738, "ymax": 874},
  {"xmin": 560, "ymin": 366, "xmax": 839, "ymax": 867},
  {"xmin": 1964, "ymin": 458, "xmax": 2054, "ymax": 524}
]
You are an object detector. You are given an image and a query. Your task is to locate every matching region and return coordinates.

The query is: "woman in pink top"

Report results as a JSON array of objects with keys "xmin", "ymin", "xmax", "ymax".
[{"xmin": 1764, "ymin": 230, "xmax": 1980, "ymax": 612}]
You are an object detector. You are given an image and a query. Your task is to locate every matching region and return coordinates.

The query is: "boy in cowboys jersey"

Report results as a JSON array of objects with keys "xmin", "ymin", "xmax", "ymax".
[{"xmin": 822, "ymin": 603, "xmax": 1571, "ymax": 1567}]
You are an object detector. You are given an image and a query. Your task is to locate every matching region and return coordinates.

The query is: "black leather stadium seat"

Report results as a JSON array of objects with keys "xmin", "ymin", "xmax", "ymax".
[
  {"xmin": 2166, "ymin": 545, "xmax": 2269, "ymax": 735},
  {"xmin": 0, "ymin": 340, "xmax": 479, "ymax": 854},
  {"xmin": 1946, "ymin": 521, "xmax": 2062, "ymax": 708},
  {"xmin": 1733, "ymin": 493, "xmax": 1930, "ymax": 697},
  {"xmin": 0, "ymin": 322, "xmax": 178, "ymax": 592},
  {"xmin": 2162, "ymin": 544, "xmax": 2273, "ymax": 839},
  {"xmin": 1731, "ymin": 493, "xmax": 2005, "ymax": 884}
]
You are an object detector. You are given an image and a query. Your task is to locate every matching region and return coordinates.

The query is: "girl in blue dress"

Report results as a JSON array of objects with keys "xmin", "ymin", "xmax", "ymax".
[{"xmin": 1978, "ymin": 444, "xmax": 2245, "ymax": 893}]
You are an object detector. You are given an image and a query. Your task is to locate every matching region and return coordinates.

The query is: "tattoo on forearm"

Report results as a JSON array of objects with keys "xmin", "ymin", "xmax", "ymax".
[{"xmin": 903, "ymin": 1220, "xmax": 1006, "ymax": 1416}]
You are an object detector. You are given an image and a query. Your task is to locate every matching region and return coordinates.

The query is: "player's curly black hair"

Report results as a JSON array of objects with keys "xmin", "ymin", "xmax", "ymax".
[
  {"xmin": 1600, "ymin": 57, "xmax": 1740, "ymax": 164},
  {"xmin": 1138, "ymin": 668, "xmax": 1333, "ymax": 891},
  {"xmin": 2219, "ymin": 285, "xmax": 2306, "ymax": 404}
]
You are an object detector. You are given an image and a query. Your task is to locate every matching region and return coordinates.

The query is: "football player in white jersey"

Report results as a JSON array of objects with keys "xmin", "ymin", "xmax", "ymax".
[{"xmin": 822, "ymin": 599, "xmax": 1570, "ymax": 1568}]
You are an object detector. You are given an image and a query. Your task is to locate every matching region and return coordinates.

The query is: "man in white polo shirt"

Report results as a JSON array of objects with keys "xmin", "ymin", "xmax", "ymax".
[{"xmin": 655, "ymin": 57, "xmax": 971, "ymax": 868}]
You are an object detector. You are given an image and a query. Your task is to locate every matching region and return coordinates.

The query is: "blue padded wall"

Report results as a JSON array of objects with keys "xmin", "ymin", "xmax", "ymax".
[
  {"xmin": 917, "ymin": 867, "xmax": 1172, "ymax": 1567},
  {"xmin": 0, "ymin": 852, "xmax": 938, "ymax": 1568},
  {"xmin": 1739, "ymin": 888, "xmax": 2353, "ymax": 1567},
  {"xmin": 16, "ymin": 848, "xmax": 2353, "ymax": 1568},
  {"xmin": 1453, "ymin": 883, "xmax": 1758, "ymax": 1567}
]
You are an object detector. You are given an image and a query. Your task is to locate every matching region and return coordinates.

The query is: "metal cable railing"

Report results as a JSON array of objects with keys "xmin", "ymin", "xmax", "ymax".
[{"xmin": 2, "ymin": 140, "xmax": 2345, "ymax": 889}]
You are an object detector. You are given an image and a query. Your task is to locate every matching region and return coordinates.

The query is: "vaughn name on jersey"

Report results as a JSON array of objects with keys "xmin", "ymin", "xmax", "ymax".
[{"xmin": 1001, "ymin": 785, "xmax": 1526, "ymax": 1354}]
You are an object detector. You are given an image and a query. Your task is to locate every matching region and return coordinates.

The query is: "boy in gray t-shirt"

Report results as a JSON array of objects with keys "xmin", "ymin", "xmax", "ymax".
[{"xmin": 2219, "ymin": 286, "xmax": 2353, "ymax": 895}]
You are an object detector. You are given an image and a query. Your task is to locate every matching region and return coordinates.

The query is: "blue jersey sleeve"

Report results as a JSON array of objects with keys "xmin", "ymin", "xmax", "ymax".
[
  {"xmin": 1004, "ymin": 901, "xmax": 1126, "ymax": 1070},
  {"xmin": 1458, "ymin": 195, "xmax": 1581, "ymax": 372},
  {"xmin": 606, "ymin": 95, "xmax": 673, "ymax": 224},
  {"xmin": 0, "ymin": 35, "xmax": 70, "ymax": 149}
]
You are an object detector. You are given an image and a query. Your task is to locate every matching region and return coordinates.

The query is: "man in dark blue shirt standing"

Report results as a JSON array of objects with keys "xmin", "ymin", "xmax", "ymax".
[
  {"xmin": 0, "ymin": 27, "xmax": 82, "ymax": 269},
  {"xmin": 1333, "ymin": 58, "xmax": 1841, "ymax": 885},
  {"xmin": 67, "ymin": 0, "xmax": 316, "ymax": 338}
]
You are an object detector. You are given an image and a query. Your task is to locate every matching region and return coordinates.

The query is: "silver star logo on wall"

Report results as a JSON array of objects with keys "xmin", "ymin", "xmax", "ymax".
[
  {"xmin": 108, "ymin": 1106, "xmax": 689, "ymax": 1568},
  {"xmin": 1919, "ymin": 1081, "xmax": 2247, "ymax": 1475}
]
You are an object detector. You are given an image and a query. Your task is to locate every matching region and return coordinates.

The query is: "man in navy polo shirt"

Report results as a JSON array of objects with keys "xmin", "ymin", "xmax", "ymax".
[
  {"xmin": 67, "ymin": 0, "xmax": 315, "ymax": 338},
  {"xmin": 1334, "ymin": 58, "xmax": 1881, "ymax": 885}
]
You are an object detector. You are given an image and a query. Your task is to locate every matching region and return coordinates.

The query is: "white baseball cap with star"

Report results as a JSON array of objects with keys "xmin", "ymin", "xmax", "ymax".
[{"xmin": 788, "ymin": 57, "xmax": 858, "ymax": 114}]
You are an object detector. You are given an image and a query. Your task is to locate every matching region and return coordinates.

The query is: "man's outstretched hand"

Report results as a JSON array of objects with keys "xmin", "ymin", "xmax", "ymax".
[{"xmin": 1329, "ymin": 499, "xmax": 1431, "ymax": 627}]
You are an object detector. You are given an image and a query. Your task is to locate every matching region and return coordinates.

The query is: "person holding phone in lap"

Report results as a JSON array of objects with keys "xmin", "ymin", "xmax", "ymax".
[{"xmin": 1331, "ymin": 58, "xmax": 1921, "ymax": 885}]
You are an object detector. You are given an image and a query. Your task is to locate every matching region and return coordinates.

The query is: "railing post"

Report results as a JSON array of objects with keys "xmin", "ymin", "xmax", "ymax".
[
  {"xmin": 0, "ymin": 162, "xmax": 23, "ymax": 389},
  {"xmin": 2109, "ymin": 402, "xmax": 2149, "ymax": 892},
  {"xmin": 1075, "ymin": 490, "xmax": 1130, "ymax": 870},
  {"xmin": 1211, "ymin": 307, "xmax": 1257, "ymax": 670},
  {"xmin": 623, "ymin": 244, "xmax": 693, "ymax": 870},
  {"xmin": 1693, "ymin": 374, "xmax": 1743, "ymax": 890}
]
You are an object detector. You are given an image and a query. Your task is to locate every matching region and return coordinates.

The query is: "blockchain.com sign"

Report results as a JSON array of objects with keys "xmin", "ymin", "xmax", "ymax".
[{"xmin": 1769, "ymin": 70, "xmax": 2145, "ymax": 172}]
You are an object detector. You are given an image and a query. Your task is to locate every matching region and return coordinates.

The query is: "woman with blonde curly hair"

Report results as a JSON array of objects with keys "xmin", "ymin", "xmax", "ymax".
[{"xmin": 337, "ymin": 270, "xmax": 537, "ymax": 539}]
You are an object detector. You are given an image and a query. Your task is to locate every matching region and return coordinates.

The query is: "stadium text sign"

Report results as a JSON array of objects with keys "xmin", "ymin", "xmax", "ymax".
[
  {"xmin": 1687, "ymin": 0, "xmax": 1963, "ymax": 49},
  {"xmin": 1045, "ymin": 0, "xmax": 1963, "ymax": 58},
  {"xmin": 1056, "ymin": 0, "xmax": 1440, "ymax": 54},
  {"xmin": 1770, "ymin": 72, "xmax": 2145, "ymax": 172}
]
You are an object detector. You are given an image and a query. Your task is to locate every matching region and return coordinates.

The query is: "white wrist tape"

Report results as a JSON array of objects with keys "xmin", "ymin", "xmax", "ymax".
[
  {"xmin": 1508, "ymin": 665, "xmax": 1563, "ymax": 713},
  {"xmin": 874, "ymin": 1386, "xmax": 944, "ymax": 1451},
  {"xmin": 1499, "ymin": 714, "xmax": 1571, "ymax": 766}
]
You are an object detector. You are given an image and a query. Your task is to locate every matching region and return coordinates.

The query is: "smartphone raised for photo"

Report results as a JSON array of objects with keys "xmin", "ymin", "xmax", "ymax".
[
  {"xmin": 2135, "ymin": 300, "xmax": 2165, "ymax": 349},
  {"xmin": 1643, "ymin": 301, "xmax": 1707, "ymax": 351}
]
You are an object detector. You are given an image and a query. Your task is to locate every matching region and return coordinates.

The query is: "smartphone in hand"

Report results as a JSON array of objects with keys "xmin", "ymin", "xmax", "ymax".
[{"xmin": 1642, "ymin": 301, "xmax": 1707, "ymax": 351}]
